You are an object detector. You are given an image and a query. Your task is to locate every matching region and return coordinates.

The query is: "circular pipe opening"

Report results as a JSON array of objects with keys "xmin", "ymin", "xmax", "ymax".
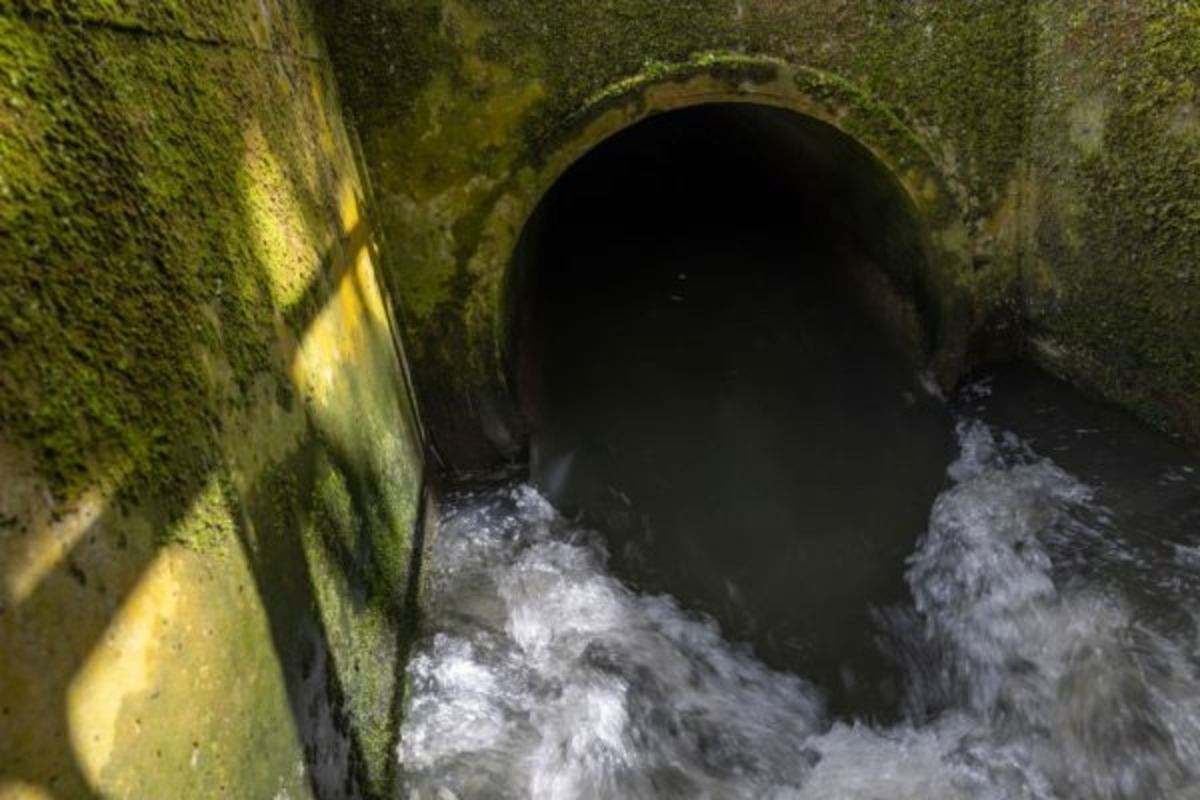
[{"xmin": 508, "ymin": 103, "xmax": 956, "ymax": 716}]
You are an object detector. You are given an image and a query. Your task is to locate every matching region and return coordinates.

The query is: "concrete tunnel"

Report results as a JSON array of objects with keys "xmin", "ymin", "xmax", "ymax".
[{"xmin": 504, "ymin": 102, "xmax": 956, "ymax": 716}]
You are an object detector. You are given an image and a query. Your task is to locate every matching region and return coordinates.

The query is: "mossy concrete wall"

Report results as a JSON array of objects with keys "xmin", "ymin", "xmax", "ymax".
[
  {"xmin": 1, "ymin": 0, "xmax": 1196, "ymax": 794},
  {"xmin": 1, "ymin": 1, "xmax": 423, "ymax": 798},
  {"xmin": 320, "ymin": 0, "xmax": 1035, "ymax": 469},
  {"xmin": 322, "ymin": 0, "xmax": 1197, "ymax": 467},
  {"xmin": 1024, "ymin": 0, "xmax": 1200, "ymax": 442}
]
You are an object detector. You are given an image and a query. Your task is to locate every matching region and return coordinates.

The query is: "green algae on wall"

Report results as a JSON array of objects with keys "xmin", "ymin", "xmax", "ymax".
[
  {"xmin": 319, "ymin": 0, "xmax": 1034, "ymax": 470},
  {"xmin": 4, "ymin": 1, "xmax": 1196, "ymax": 793},
  {"xmin": 1026, "ymin": 0, "xmax": 1200, "ymax": 441},
  {"xmin": 0, "ymin": 1, "xmax": 424, "ymax": 797}
]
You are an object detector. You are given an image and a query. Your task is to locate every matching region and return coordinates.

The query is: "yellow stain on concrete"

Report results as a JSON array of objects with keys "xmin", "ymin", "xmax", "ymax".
[
  {"xmin": 0, "ymin": 781, "xmax": 53, "ymax": 800},
  {"xmin": 441, "ymin": 0, "xmax": 491, "ymax": 48},
  {"xmin": 462, "ymin": 58, "xmax": 547, "ymax": 150},
  {"xmin": 934, "ymin": 221, "xmax": 972, "ymax": 261},
  {"xmin": 1067, "ymin": 94, "xmax": 1108, "ymax": 158},
  {"xmin": 66, "ymin": 547, "xmax": 180, "ymax": 781},
  {"xmin": 903, "ymin": 171, "xmax": 943, "ymax": 209}
]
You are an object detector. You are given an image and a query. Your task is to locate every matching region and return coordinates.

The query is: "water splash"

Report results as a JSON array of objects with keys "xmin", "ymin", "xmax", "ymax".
[{"xmin": 398, "ymin": 420, "xmax": 1200, "ymax": 799}]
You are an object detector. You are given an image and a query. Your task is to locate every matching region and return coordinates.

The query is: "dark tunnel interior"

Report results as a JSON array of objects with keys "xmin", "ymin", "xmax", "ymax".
[{"xmin": 507, "ymin": 103, "xmax": 958, "ymax": 719}]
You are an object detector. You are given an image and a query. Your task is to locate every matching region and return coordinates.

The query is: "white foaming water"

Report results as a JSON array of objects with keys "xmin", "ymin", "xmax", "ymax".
[{"xmin": 398, "ymin": 420, "xmax": 1200, "ymax": 799}]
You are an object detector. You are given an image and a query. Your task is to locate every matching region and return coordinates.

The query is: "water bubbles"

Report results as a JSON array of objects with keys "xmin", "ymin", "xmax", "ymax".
[{"xmin": 398, "ymin": 425, "xmax": 1200, "ymax": 799}]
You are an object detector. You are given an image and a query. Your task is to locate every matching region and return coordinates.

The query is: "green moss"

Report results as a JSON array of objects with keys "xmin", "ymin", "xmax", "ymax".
[
  {"xmin": 155, "ymin": 471, "xmax": 237, "ymax": 554},
  {"xmin": 574, "ymin": 51, "xmax": 779, "ymax": 119},
  {"xmin": 1028, "ymin": 0, "xmax": 1200, "ymax": 440},
  {"xmin": 4, "ymin": 0, "xmax": 304, "ymax": 51},
  {"xmin": 1, "ymin": 17, "xmax": 236, "ymax": 498},
  {"xmin": 300, "ymin": 438, "xmax": 414, "ymax": 798},
  {"xmin": 790, "ymin": 66, "xmax": 932, "ymax": 174},
  {"xmin": 319, "ymin": 0, "xmax": 1045, "ymax": 466},
  {"xmin": 2, "ymin": 4, "xmax": 425, "ymax": 797},
  {"xmin": 0, "ymin": 5, "xmax": 354, "ymax": 501},
  {"xmin": 857, "ymin": 2, "xmax": 1031, "ymax": 205}
]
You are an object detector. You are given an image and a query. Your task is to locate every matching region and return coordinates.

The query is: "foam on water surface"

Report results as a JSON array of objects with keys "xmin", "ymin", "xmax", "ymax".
[{"xmin": 399, "ymin": 417, "xmax": 1200, "ymax": 799}]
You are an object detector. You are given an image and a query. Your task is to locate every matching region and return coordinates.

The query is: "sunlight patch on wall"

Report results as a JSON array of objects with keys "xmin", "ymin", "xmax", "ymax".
[{"xmin": 243, "ymin": 121, "xmax": 321, "ymax": 310}]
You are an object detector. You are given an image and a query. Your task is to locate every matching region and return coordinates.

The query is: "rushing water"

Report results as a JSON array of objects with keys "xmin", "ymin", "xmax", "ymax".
[{"xmin": 398, "ymin": 370, "xmax": 1200, "ymax": 799}]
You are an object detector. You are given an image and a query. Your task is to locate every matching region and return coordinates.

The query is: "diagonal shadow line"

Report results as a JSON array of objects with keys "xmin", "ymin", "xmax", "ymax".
[
  {"xmin": 3, "ymin": 8, "xmax": 427, "ymax": 795},
  {"xmin": 4, "ymin": 214, "xmax": 422, "ymax": 798}
]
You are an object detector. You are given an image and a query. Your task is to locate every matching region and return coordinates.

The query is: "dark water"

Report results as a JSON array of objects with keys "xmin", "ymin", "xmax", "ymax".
[{"xmin": 529, "ymin": 230, "xmax": 952, "ymax": 719}]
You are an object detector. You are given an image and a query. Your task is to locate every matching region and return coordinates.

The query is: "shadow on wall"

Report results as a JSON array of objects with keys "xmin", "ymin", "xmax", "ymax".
[{"xmin": 1, "ymin": 8, "xmax": 422, "ymax": 799}]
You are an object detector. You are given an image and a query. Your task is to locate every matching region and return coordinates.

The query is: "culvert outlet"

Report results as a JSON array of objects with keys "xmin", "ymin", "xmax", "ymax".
[{"xmin": 507, "ymin": 103, "xmax": 957, "ymax": 716}]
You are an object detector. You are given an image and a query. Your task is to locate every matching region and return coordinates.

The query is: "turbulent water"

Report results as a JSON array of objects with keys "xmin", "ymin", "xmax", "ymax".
[{"xmin": 398, "ymin": 407, "xmax": 1200, "ymax": 799}]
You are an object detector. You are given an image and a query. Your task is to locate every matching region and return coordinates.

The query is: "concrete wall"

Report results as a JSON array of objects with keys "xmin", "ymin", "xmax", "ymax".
[
  {"xmin": 1, "ymin": 1, "xmax": 1196, "ymax": 796},
  {"xmin": 1, "ymin": 1, "xmax": 423, "ymax": 797},
  {"xmin": 1025, "ymin": 0, "xmax": 1200, "ymax": 441},
  {"xmin": 322, "ymin": 0, "xmax": 1198, "ymax": 467},
  {"xmin": 320, "ymin": 0, "xmax": 1035, "ymax": 468}
]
